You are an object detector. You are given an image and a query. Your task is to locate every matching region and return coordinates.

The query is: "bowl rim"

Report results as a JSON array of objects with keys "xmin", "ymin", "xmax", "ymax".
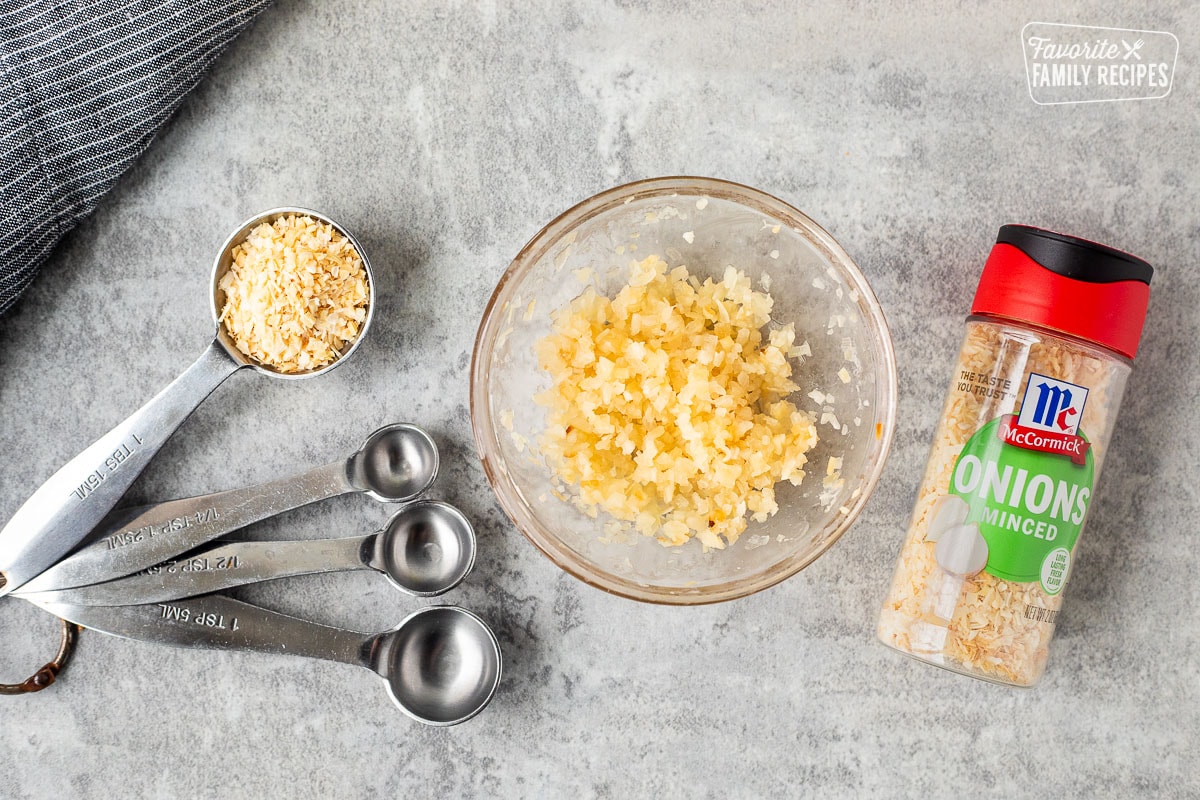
[{"xmin": 470, "ymin": 176, "xmax": 898, "ymax": 605}]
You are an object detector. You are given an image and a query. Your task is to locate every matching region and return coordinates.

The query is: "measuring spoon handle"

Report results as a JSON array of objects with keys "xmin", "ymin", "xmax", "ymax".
[
  {"xmin": 17, "ymin": 458, "xmax": 357, "ymax": 594},
  {"xmin": 33, "ymin": 594, "xmax": 373, "ymax": 667},
  {"xmin": 0, "ymin": 340, "xmax": 241, "ymax": 596},
  {"xmin": 26, "ymin": 535, "xmax": 371, "ymax": 607}
]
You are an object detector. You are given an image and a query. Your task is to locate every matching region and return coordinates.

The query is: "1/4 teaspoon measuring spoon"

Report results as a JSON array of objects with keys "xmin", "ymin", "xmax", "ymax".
[
  {"xmin": 0, "ymin": 208, "xmax": 376, "ymax": 596},
  {"xmin": 32, "ymin": 596, "xmax": 502, "ymax": 726},
  {"xmin": 16, "ymin": 424, "xmax": 438, "ymax": 595},
  {"xmin": 23, "ymin": 500, "xmax": 475, "ymax": 607}
]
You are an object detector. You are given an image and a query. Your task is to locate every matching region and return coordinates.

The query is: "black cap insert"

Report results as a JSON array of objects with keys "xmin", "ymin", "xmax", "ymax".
[{"xmin": 996, "ymin": 225, "xmax": 1152, "ymax": 285}]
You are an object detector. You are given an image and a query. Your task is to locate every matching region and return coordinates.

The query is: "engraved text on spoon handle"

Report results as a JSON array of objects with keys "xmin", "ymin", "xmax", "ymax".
[
  {"xmin": 0, "ymin": 340, "xmax": 240, "ymax": 595},
  {"xmin": 18, "ymin": 458, "xmax": 355, "ymax": 593}
]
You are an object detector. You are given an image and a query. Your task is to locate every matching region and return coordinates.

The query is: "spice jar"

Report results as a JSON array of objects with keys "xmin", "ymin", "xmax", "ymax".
[{"xmin": 877, "ymin": 225, "xmax": 1152, "ymax": 686}]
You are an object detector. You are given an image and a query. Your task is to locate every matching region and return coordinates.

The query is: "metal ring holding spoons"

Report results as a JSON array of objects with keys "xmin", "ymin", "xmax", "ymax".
[
  {"xmin": 0, "ymin": 619, "xmax": 79, "ymax": 695},
  {"xmin": 0, "ymin": 207, "xmax": 375, "ymax": 597}
]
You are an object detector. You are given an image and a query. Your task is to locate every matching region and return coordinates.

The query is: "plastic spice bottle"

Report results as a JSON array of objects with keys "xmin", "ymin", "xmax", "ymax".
[{"xmin": 877, "ymin": 225, "xmax": 1153, "ymax": 687}]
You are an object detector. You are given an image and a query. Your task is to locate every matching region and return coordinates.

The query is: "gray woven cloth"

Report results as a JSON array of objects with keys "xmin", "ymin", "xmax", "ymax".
[{"xmin": 0, "ymin": 0, "xmax": 272, "ymax": 316}]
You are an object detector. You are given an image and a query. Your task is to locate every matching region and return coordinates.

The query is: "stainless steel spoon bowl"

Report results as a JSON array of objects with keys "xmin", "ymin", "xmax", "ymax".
[
  {"xmin": 377, "ymin": 500, "xmax": 476, "ymax": 595},
  {"xmin": 382, "ymin": 606, "xmax": 502, "ymax": 725},
  {"xmin": 351, "ymin": 425, "xmax": 441, "ymax": 504},
  {"xmin": 0, "ymin": 207, "xmax": 375, "ymax": 596}
]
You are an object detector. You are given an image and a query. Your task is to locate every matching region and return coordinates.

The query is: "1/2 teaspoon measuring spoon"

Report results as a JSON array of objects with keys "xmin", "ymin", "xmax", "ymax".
[
  {"xmin": 0, "ymin": 208, "xmax": 376, "ymax": 596},
  {"xmin": 16, "ymin": 423, "xmax": 438, "ymax": 595},
  {"xmin": 24, "ymin": 500, "xmax": 475, "ymax": 607},
  {"xmin": 32, "ymin": 595, "xmax": 502, "ymax": 726}
]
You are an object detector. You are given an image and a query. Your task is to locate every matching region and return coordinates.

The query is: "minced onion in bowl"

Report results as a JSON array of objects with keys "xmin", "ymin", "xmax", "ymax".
[{"xmin": 471, "ymin": 177, "xmax": 897, "ymax": 604}]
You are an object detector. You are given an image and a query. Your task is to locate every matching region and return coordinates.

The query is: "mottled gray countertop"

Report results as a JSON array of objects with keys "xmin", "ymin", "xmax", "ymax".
[{"xmin": 1, "ymin": 2, "xmax": 1197, "ymax": 798}]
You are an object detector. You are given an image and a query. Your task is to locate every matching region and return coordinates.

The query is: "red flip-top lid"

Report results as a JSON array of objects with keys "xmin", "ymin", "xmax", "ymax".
[{"xmin": 971, "ymin": 225, "xmax": 1153, "ymax": 359}]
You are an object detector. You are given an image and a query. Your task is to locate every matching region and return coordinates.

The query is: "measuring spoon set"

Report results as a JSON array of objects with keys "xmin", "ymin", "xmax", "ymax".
[{"xmin": 0, "ymin": 209, "xmax": 502, "ymax": 725}]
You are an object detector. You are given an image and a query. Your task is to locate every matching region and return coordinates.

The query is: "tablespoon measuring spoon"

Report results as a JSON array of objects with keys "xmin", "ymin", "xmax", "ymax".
[
  {"xmin": 16, "ymin": 423, "xmax": 437, "ymax": 595},
  {"xmin": 0, "ymin": 207, "xmax": 375, "ymax": 596},
  {"xmin": 24, "ymin": 500, "xmax": 474, "ymax": 607},
  {"xmin": 33, "ymin": 596, "xmax": 502, "ymax": 725}
]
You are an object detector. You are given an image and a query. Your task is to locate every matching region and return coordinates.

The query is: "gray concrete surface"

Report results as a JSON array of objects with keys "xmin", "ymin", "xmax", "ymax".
[{"xmin": 1, "ymin": 1, "xmax": 1197, "ymax": 797}]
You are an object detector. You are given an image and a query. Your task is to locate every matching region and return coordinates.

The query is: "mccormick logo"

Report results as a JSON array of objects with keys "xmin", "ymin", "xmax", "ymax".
[
  {"xmin": 997, "ymin": 374, "xmax": 1091, "ymax": 466},
  {"xmin": 1017, "ymin": 374, "xmax": 1088, "ymax": 435}
]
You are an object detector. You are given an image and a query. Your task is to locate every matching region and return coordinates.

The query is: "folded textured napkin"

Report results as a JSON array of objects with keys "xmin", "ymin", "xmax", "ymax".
[{"xmin": 0, "ymin": 0, "xmax": 272, "ymax": 316}]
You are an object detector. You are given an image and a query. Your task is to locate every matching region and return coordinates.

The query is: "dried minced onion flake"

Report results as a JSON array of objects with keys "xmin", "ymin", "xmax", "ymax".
[
  {"xmin": 535, "ymin": 255, "xmax": 818, "ymax": 549},
  {"xmin": 218, "ymin": 215, "xmax": 368, "ymax": 373}
]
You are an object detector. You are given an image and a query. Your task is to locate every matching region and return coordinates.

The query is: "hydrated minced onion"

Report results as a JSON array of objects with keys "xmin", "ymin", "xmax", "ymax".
[{"xmin": 535, "ymin": 255, "xmax": 818, "ymax": 549}]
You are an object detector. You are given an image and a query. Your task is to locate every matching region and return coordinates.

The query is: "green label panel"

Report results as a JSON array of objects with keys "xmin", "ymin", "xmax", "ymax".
[{"xmin": 949, "ymin": 418, "xmax": 1095, "ymax": 584}]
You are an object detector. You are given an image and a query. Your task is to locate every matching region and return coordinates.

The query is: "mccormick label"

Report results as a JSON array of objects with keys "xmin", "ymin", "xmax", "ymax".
[{"xmin": 947, "ymin": 374, "xmax": 1096, "ymax": 594}]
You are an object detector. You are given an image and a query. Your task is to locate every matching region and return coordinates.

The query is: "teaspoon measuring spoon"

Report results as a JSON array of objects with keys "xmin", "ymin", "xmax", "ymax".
[
  {"xmin": 0, "ymin": 208, "xmax": 376, "ymax": 596},
  {"xmin": 16, "ymin": 423, "xmax": 437, "ymax": 595},
  {"xmin": 23, "ymin": 500, "xmax": 474, "ymax": 607},
  {"xmin": 33, "ymin": 596, "xmax": 502, "ymax": 726}
]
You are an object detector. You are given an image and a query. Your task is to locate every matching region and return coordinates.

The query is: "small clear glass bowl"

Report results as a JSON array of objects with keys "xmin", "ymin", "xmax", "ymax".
[{"xmin": 471, "ymin": 177, "xmax": 897, "ymax": 604}]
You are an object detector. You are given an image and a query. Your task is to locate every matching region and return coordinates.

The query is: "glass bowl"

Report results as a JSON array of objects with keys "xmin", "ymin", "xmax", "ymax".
[{"xmin": 471, "ymin": 177, "xmax": 897, "ymax": 604}]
